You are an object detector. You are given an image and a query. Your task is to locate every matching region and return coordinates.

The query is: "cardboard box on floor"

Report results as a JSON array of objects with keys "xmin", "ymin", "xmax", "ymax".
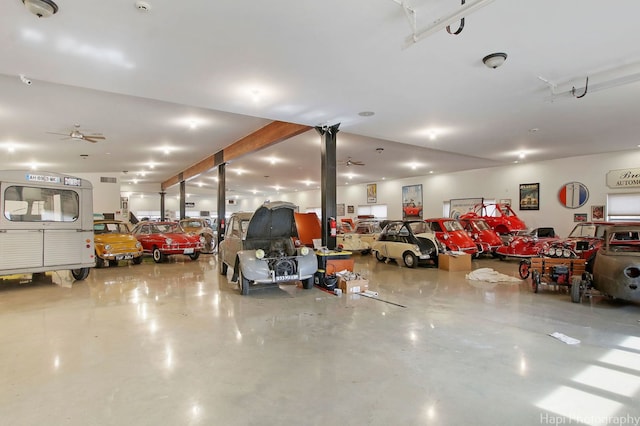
[
  {"xmin": 338, "ymin": 277, "xmax": 369, "ymax": 294},
  {"xmin": 439, "ymin": 253, "xmax": 472, "ymax": 271}
]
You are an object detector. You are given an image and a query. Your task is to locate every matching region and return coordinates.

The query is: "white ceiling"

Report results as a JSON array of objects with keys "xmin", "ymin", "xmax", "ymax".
[{"xmin": 2, "ymin": 0, "xmax": 640, "ymax": 198}]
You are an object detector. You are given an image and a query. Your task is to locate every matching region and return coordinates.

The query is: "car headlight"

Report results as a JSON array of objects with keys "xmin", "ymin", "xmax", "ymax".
[
  {"xmin": 443, "ymin": 234, "xmax": 449, "ymax": 240},
  {"xmin": 543, "ymin": 247, "xmax": 550, "ymax": 255},
  {"xmin": 255, "ymin": 249, "xmax": 265, "ymax": 259},
  {"xmin": 562, "ymin": 249, "xmax": 571, "ymax": 258},
  {"xmin": 200, "ymin": 236, "xmax": 205, "ymax": 244},
  {"xmin": 104, "ymin": 244, "xmax": 111, "ymax": 251},
  {"xmin": 136, "ymin": 242, "xmax": 142, "ymax": 249},
  {"xmin": 300, "ymin": 246, "xmax": 310, "ymax": 256},
  {"xmin": 554, "ymin": 248, "xmax": 563, "ymax": 256},
  {"xmin": 414, "ymin": 245, "xmax": 421, "ymax": 252},
  {"xmin": 165, "ymin": 238, "xmax": 173, "ymax": 245}
]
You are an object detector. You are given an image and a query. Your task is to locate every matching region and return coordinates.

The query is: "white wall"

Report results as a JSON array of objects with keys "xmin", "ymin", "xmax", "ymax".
[
  {"xmin": 121, "ymin": 149, "xmax": 640, "ymax": 236},
  {"xmin": 72, "ymin": 172, "xmax": 121, "ymax": 216}
]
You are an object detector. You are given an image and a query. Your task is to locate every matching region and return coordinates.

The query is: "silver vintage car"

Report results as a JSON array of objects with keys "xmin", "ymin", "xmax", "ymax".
[
  {"xmin": 575, "ymin": 224, "xmax": 640, "ymax": 304},
  {"xmin": 218, "ymin": 201, "xmax": 318, "ymax": 295}
]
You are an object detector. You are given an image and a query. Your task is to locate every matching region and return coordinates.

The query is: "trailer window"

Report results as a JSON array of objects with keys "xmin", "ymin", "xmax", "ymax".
[{"xmin": 4, "ymin": 185, "xmax": 79, "ymax": 222}]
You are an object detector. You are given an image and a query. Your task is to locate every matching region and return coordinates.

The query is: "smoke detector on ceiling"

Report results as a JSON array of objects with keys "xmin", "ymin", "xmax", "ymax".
[
  {"xmin": 135, "ymin": 1, "xmax": 151, "ymax": 12},
  {"xmin": 22, "ymin": 0, "xmax": 58, "ymax": 18}
]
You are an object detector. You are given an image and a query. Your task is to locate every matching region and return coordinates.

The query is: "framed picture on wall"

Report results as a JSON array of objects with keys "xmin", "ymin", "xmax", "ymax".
[
  {"xmin": 519, "ymin": 183, "xmax": 540, "ymax": 210},
  {"xmin": 347, "ymin": 205, "xmax": 354, "ymax": 214},
  {"xmin": 591, "ymin": 205, "xmax": 605, "ymax": 220},
  {"xmin": 574, "ymin": 213, "xmax": 587, "ymax": 222},
  {"xmin": 449, "ymin": 197, "xmax": 483, "ymax": 219},
  {"xmin": 337, "ymin": 203, "xmax": 345, "ymax": 216},
  {"xmin": 367, "ymin": 183, "xmax": 377, "ymax": 203},
  {"xmin": 402, "ymin": 184, "xmax": 423, "ymax": 219}
]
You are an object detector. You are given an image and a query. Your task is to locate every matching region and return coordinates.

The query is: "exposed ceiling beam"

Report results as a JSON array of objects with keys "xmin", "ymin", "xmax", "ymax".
[{"xmin": 161, "ymin": 121, "xmax": 312, "ymax": 190}]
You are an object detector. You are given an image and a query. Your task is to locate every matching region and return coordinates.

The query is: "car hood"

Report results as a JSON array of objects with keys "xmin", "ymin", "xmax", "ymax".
[
  {"xmin": 246, "ymin": 201, "xmax": 299, "ymax": 241},
  {"xmin": 95, "ymin": 234, "xmax": 138, "ymax": 244},
  {"xmin": 146, "ymin": 233, "xmax": 196, "ymax": 243}
]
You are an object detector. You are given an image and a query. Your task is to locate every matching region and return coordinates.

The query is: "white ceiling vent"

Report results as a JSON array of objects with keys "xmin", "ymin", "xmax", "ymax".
[{"xmin": 100, "ymin": 177, "xmax": 117, "ymax": 183}]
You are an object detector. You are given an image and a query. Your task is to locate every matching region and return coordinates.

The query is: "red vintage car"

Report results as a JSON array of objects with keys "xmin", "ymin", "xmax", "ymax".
[
  {"xmin": 496, "ymin": 227, "xmax": 558, "ymax": 260},
  {"xmin": 538, "ymin": 222, "xmax": 616, "ymax": 272},
  {"xmin": 131, "ymin": 221, "xmax": 204, "ymax": 263},
  {"xmin": 403, "ymin": 202, "xmax": 423, "ymax": 218},
  {"xmin": 460, "ymin": 202, "xmax": 527, "ymax": 236},
  {"xmin": 459, "ymin": 217, "xmax": 503, "ymax": 257},
  {"xmin": 425, "ymin": 218, "xmax": 478, "ymax": 255}
]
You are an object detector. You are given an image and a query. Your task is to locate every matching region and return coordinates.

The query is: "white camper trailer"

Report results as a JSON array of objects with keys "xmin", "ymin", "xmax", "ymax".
[{"xmin": 0, "ymin": 171, "xmax": 94, "ymax": 280}]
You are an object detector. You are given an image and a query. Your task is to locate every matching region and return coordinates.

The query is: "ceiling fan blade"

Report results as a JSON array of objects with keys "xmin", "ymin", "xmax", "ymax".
[
  {"xmin": 46, "ymin": 131, "xmax": 71, "ymax": 137},
  {"xmin": 82, "ymin": 137, "xmax": 100, "ymax": 143},
  {"xmin": 85, "ymin": 135, "xmax": 105, "ymax": 140},
  {"xmin": 352, "ymin": 161, "xmax": 365, "ymax": 166}
]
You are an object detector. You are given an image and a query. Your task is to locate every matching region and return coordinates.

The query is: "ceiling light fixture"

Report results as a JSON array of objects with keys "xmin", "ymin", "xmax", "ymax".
[
  {"xmin": 22, "ymin": 0, "xmax": 58, "ymax": 18},
  {"xmin": 135, "ymin": 1, "xmax": 151, "ymax": 12},
  {"xmin": 483, "ymin": 52, "xmax": 507, "ymax": 69},
  {"xmin": 358, "ymin": 111, "xmax": 375, "ymax": 117}
]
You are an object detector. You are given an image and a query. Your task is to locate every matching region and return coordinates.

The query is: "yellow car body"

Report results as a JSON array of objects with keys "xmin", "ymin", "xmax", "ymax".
[{"xmin": 93, "ymin": 220, "xmax": 144, "ymax": 267}]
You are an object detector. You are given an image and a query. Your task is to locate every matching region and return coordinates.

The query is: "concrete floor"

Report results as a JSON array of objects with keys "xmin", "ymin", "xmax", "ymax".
[{"xmin": 1, "ymin": 254, "xmax": 639, "ymax": 426}]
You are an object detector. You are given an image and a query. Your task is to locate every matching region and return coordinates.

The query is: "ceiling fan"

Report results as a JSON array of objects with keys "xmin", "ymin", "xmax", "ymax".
[
  {"xmin": 339, "ymin": 157, "xmax": 365, "ymax": 167},
  {"xmin": 47, "ymin": 124, "xmax": 106, "ymax": 143}
]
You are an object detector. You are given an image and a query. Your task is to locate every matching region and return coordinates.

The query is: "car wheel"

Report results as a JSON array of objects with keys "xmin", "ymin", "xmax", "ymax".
[
  {"xmin": 518, "ymin": 259, "xmax": 531, "ymax": 279},
  {"xmin": 360, "ymin": 249, "xmax": 371, "ymax": 255},
  {"xmin": 189, "ymin": 252, "xmax": 200, "ymax": 261},
  {"xmin": 403, "ymin": 251, "xmax": 417, "ymax": 268},
  {"xmin": 203, "ymin": 234, "xmax": 215, "ymax": 254},
  {"xmin": 132, "ymin": 256, "xmax": 143, "ymax": 265},
  {"xmin": 152, "ymin": 247, "xmax": 165, "ymax": 263},
  {"xmin": 219, "ymin": 254, "xmax": 228, "ymax": 275},
  {"xmin": 108, "ymin": 260, "xmax": 119, "ymax": 267},
  {"xmin": 303, "ymin": 277, "xmax": 314, "ymax": 289},
  {"xmin": 71, "ymin": 268, "xmax": 90, "ymax": 281},
  {"xmin": 570, "ymin": 276, "xmax": 582, "ymax": 303},
  {"xmin": 375, "ymin": 251, "xmax": 386, "ymax": 262},
  {"xmin": 239, "ymin": 271, "xmax": 250, "ymax": 295},
  {"xmin": 95, "ymin": 255, "xmax": 105, "ymax": 268}
]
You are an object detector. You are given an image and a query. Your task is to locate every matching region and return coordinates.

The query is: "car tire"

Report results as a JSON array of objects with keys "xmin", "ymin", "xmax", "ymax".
[
  {"xmin": 152, "ymin": 247, "xmax": 165, "ymax": 263},
  {"xmin": 71, "ymin": 268, "xmax": 90, "ymax": 281},
  {"xmin": 518, "ymin": 259, "xmax": 531, "ymax": 279},
  {"xmin": 375, "ymin": 251, "xmax": 386, "ymax": 262},
  {"xmin": 239, "ymin": 271, "xmax": 250, "ymax": 295},
  {"xmin": 132, "ymin": 256, "xmax": 143, "ymax": 265},
  {"xmin": 219, "ymin": 255, "xmax": 228, "ymax": 275},
  {"xmin": 189, "ymin": 252, "xmax": 200, "ymax": 261},
  {"xmin": 203, "ymin": 234, "xmax": 215, "ymax": 254},
  {"xmin": 303, "ymin": 277, "xmax": 314, "ymax": 289},
  {"xmin": 403, "ymin": 251, "xmax": 417, "ymax": 268},
  {"xmin": 360, "ymin": 249, "xmax": 371, "ymax": 255},
  {"xmin": 95, "ymin": 255, "xmax": 105, "ymax": 268},
  {"xmin": 570, "ymin": 276, "xmax": 582, "ymax": 303},
  {"xmin": 108, "ymin": 260, "xmax": 119, "ymax": 267}
]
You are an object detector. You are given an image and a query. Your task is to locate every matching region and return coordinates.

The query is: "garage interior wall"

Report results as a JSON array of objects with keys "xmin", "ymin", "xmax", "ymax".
[{"xmin": 120, "ymin": 149, "xmax": 640, "ymax": 237}]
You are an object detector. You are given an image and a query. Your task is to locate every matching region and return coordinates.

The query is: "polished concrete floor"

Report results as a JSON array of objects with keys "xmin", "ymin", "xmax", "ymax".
[{"xmin": 1, "ymin": 254, "xmax": 639, "ymax": 426}]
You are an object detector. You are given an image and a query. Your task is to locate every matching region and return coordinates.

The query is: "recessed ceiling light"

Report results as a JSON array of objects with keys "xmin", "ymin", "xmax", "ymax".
[
  {"xmin": 519, "ymin": 152, "xmax": 526, "ymax": 159},
  {"xmin": 135, "ymin": 1, "xmax": 151, "ymax": 12},
  {"xmin": 358, "ymin": 111, "xmax": 375, "ymax": 117},
  {"xmin": 528, "ymin": 128, "xmax": 539, "ymax": 133},
  {"xmin": 22, "ymin": 0, "xmax": 59, "ymax": 18}
]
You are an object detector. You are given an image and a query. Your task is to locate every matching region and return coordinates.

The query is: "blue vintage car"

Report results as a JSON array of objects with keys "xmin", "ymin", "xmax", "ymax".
[{"xmin": 218, "ymin": 201, "xmax": 317, "ymax": 295}]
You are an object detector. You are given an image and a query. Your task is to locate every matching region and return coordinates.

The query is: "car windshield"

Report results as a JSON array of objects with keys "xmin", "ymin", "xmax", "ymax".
[
  {"xmin": 443, "ymin": 220, "xmax": 464, "ymax": 231},
  {"xmin": 182, "ymin": 220, "xmax": 203, "ymax": 228},
  {"xmin": 473, "ymin": 220, "xmax": 491, "ymax": 231},
  {"xmin": 408, "ymin": 221, "xmax": 429, "ymax": 234},
  {"xmin": 94, "ymin": 222, "xmax": 130, "ymax": 234},
  {"xmin": 568, "ymin": 224, "xmax": 604, "ymax": 238},
  {"xmin": 153, "ymin": 223, "xmax": 182, "ymax": 234}
]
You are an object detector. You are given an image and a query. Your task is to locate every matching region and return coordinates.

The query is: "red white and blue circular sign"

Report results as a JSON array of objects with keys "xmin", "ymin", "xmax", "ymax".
[{"xmin": 558, "ymin": 182, "xmax": 589, "ymax": 208}]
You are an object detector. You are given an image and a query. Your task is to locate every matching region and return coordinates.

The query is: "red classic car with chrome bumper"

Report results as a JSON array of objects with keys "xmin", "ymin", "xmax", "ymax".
[
  {"xmin": 459, "ymin": 217, "xmax": 503, "ymax": 257},
  {"xmin": 461, "ymin": 202, "xmax": 527, "ymax": 236},
  {"xmin": 131, "ymin": 221, "xmax": 204, "ymax": 263},
  {"xmin": 425, "ymin": 217, "xmax": 478, "ymax": 255}
]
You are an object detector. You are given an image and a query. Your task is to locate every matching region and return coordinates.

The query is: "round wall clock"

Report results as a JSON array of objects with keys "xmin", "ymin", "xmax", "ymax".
[{"xmin": 558, "ymin": 182, "xmax": 589, "ymax": 208}]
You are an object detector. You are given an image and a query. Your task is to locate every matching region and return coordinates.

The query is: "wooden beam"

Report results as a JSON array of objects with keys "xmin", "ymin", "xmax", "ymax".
[{"xmin": 161, "ymin": 121, "xmax": 311, "ymax": 190}]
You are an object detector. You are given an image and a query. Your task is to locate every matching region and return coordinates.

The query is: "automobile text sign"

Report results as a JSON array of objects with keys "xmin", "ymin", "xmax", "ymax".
[{"xmin": 606, "ymin": 167, "xmax": 640, "ymax": 188}]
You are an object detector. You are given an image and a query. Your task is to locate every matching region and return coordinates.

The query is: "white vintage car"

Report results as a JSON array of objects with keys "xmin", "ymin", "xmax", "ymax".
[
  {"xmin": 218, "ymin": 201, "xmax": 318, "ymax": 295},
  {"xmin": 371, "ymin": 220, "xmax": 442, "ymax": 268}
]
